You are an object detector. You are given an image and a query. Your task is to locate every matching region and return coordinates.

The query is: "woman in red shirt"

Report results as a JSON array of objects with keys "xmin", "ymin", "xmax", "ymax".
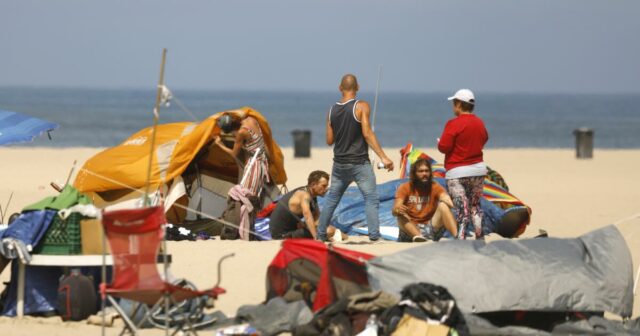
[{"xmin": 437, "ymin": 89, "xmax": 489, "ymax": 239}]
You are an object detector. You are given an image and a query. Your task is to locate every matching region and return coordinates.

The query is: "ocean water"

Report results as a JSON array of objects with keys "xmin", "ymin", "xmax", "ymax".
[{"xmin": 1, "ymin": 87, "xmax": 639, "ymax": 149}]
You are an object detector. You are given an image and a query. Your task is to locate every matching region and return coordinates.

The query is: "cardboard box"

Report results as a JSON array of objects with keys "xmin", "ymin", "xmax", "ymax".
[{"xmin": 81, "ymin": 218, "xmax": 109, "ymax": 255}]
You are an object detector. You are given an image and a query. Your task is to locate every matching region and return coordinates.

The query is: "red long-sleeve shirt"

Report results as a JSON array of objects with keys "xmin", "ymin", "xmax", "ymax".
[{"xmin": 437, "ymin": 114, "xmax": 489, "ymax": 171}]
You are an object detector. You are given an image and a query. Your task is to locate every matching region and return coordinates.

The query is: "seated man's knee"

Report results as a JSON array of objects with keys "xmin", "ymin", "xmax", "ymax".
[
  {"xmin": 397, "ymin": 218, "xmax": 418, "ymax": 231},
  {"xmin": 437, "ymin": 201, "xmax": 453, "ymax": 214}
]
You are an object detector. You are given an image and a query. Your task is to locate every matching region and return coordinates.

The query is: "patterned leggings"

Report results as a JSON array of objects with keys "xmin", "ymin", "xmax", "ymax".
[{"xmin": 447, "ymin": 176, "xmax": 485, "ymax": 239}]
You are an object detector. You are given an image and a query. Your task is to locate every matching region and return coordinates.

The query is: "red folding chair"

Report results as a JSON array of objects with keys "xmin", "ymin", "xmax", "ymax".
[{"xmin": 100, "ymin": 206, "xmax": 231, "ymax": 335}]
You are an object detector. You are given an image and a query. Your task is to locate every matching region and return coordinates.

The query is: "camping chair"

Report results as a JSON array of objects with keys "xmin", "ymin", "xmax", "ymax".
[{"xmin": 100, "ymin": 206, "xmax": 232, "ymax": 335}]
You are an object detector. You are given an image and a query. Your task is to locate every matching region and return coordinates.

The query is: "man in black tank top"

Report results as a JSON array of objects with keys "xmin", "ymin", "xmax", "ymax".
[
  {"xmin": 269, "ymin": 171, "xmax": 329, "ymax": 239},
  {"xmin": 316, "ymin": 74, "xmax": 394, "ymax": 242}
]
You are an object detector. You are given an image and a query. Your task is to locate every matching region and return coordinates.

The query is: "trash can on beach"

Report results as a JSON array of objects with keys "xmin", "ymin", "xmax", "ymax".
[
  {"xmin": 573, "ymin": 128, "xmax": 594, "ymax": 159},
  {"xmin": 291, "ymin": 129, "xmax": 311, "ymax": 158}
]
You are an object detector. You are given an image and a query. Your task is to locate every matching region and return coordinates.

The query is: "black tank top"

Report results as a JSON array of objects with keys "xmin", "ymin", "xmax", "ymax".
[
  {"xmin": 269, "ymin": 187, "xmax": 318, "ymax": 239},
  {"xmin": 329, "ymin": 99, "xmax": 369, "ymax": 164}
]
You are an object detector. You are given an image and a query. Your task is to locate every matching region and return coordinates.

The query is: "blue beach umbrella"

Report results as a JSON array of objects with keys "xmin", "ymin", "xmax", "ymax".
[{"xmin": 0, "ymin": 109, "xmax": 59, "ymax": 146}]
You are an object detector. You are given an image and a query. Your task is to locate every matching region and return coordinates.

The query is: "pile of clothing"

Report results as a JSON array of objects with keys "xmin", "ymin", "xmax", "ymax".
[{"xmin": 294, "ymin": 284, "xmax": 468, "ymax": 336}]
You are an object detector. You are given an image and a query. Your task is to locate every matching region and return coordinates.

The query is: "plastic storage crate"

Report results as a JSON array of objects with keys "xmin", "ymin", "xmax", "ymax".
[{"xmin": 35, "ymin": 212, "xmax": 83, "ymax": 255}]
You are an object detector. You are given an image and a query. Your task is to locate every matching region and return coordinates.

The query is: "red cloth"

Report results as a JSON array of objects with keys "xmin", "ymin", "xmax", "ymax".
[
  {"xmin": 257, "ymin": 202, "xmax": 277, "ymax": 219},
  {"xmin": 267, "ymin": 239, "xmax": 374, "ymax": 311},
  {"xmin": 101, "ymin": 206, "xmax": 226, "ymax": 305},
  {"xmin": 437, "ymin": 114, "xmax": 488, "ymax": 171}
]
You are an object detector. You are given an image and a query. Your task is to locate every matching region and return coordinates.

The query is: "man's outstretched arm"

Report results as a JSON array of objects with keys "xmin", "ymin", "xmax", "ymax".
[{"xmin": 358, "ymin": 101, "xmax": 394, "ymax": 171}]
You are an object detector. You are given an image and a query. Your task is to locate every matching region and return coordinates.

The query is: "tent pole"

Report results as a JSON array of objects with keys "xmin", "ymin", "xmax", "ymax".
[
  {"xmin": 371, "ymin": 64, "xmax": 382, "ymax": 133},
  {"xmin": 64, "ymin": 160, "xmax": 77, "ymax": 187},
  {"xmin": 101, "ymin": 215, "xmax": 106, "ymax": 336},
  {"xmin": 144, "ymin": 48, "xmax": 167, "ymax": 207},
  {"xmin": 1, "ymin": 191, "xmax": 14, "ymax": 224},
  {"xmin": 370, "ymin": 64, "xmax": 382, "ymax": 165}
]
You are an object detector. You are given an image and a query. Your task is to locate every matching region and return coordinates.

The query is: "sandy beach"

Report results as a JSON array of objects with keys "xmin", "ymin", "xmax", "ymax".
[{"xmin": 0, "ymin": 146, "xmax": 638, "ymax": 335}]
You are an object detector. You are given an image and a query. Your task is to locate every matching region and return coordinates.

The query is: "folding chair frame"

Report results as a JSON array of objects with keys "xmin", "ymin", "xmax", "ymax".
[{"xmin": 99, "ymin": 207, "xmax": 232, "ymax": 336}]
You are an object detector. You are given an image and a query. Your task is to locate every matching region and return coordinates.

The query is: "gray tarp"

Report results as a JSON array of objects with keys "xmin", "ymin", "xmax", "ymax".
[
  {"xmin": 367, "ymin": 225, "xmax": 634, "ymax": 317},
  {"xmin": 463, "ymin": 314, "xmax": 640, "ymax": 336}
]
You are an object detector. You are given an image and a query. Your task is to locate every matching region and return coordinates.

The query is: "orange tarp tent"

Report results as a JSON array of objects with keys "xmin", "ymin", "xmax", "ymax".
[{"xmin": 74, "ymin": 107, "xmax": 287, "ymax": 193}]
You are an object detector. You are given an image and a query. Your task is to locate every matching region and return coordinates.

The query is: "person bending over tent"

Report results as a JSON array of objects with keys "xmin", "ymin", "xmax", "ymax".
[
  {"xmin": 214, "ymin": 111, "xmax": 273, "ymax": 240},
  {"xmin": 392, "ymin": 158, "xmax": 458, "ymax": 242},
  {"xmin": 269, "ymin": 170, "xmax": 344, "ymax": 240},
  {"xmin": 214, "ymin": 111, "xmax": 271, "ymax": 196}
]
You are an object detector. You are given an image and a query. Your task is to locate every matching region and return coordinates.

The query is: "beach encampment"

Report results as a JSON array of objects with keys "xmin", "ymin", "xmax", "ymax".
[{"xmin": 73, "ymin": 107, "xmax": 287, "ymax": 225}]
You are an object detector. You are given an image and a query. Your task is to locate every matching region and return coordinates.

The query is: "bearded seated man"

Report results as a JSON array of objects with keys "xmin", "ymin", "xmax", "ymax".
[{"xmin": 392, "ymin": 158, "xmax": 458, "ymax": 242}]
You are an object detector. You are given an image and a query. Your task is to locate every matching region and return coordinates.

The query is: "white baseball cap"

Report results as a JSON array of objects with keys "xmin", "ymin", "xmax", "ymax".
[{"xmin": 447, "ymin": 89, "xmax": 475, "ymax": 104}]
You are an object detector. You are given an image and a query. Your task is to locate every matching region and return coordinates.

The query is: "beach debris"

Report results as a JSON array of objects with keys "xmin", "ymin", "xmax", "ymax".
[{"xmin": 214, "ymin": 323, "xmax": 260, "ymax": 336}]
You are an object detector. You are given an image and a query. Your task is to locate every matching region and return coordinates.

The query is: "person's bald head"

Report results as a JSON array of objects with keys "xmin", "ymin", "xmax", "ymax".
[{"xmin": 339, "ymin": 74, "xmax": 359, "ymax": 93}]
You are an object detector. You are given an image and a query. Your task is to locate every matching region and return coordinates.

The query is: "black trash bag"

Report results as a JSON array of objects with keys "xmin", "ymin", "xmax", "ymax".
[
  {"xmin": 379, "ymin": 282, "xmax": 469, "ymax": 336},
  {"xmin": 57, "ymin": 270, "xmax": 98, "ymax": 321}
]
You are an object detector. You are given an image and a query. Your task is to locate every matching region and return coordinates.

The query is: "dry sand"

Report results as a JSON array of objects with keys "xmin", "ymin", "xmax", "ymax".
[{"xmin": 0, "ymin": 146, "xmax": 639, "ymax": 334}]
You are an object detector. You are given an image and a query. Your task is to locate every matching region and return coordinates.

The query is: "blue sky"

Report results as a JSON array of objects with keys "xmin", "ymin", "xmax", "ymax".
[{"xmin": 1, "ymin": 0, "xmax": 639, "ymax": 93}]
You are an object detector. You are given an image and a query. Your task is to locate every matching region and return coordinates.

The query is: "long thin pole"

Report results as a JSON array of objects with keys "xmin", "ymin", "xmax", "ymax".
[
  {"xmin": 2, "ymin": 192, "xmax": 13, "ymax": 223},
  {"xmin": 101, "ymin": 217, "xmax": 107, "ymax": 336},
  {"xmin": 371, "ymin": 64, "xmax": 382, "ymax": 132},
  {"xmin": 64, "ymin": 160, "xmax": 77, "ymax": 186},
  {"xmin": 370, "ymin": 65, "xmax": 382, "ymax": 165},
  {"xmin": 144, "ymin": 48, "xmax": 167, "ymax": 207}
]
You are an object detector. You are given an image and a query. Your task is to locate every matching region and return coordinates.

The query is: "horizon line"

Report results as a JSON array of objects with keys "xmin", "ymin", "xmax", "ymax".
[{"xmin": 1, "ymin": 85, "xmax": 639, "ymax": 96}]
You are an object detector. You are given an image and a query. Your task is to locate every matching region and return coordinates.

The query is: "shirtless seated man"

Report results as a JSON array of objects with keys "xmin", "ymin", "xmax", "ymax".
[
  {"xmin": 392, "ymin": 158, "xmax": 458, "ymax": 242},
  {"xmin": 269, "ymin": 170, "xmax": 343, "ymax": 240}
]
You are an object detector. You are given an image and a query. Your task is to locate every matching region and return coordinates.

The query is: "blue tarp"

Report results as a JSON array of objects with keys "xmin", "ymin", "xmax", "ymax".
[
  {"xmin": 0, "ymin": 210, "xmax": 59, "ymax": 316},
  {"xmin": 0, "ymin": 210, "xmax": 56, "ymax": 247},
  {"xmin": 318, "ymin": 178, "xmax": 517, "ymax": 238},
  {"xmin": 0, "ymin": 110, "xmax": 58, "ymax": 146},
  {"xmin": 1, "ymin": 263, "xmax": 63, "ymax": 316}
]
